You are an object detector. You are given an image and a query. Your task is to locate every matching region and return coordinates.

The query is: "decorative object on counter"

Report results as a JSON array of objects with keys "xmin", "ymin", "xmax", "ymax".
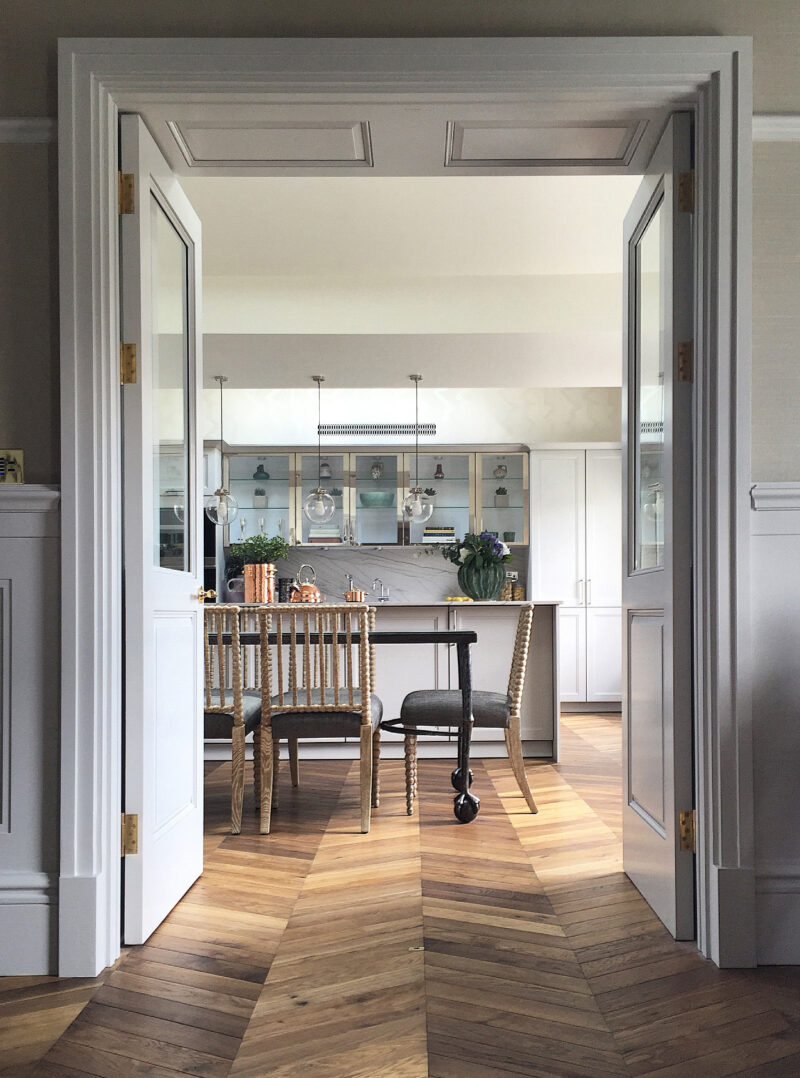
[
  {"xmin": 424, "ymin": 487, "xmax": 436, "ymax": 497},
  {"xmin": 441, "ymin": 531, "xmax": 512, "ymax": 601},
  {"xmin": 503, "ymin": 531, "xmax": 516, "ymax": 543},
  {"xmin": 402, "ymin": 374, "xmax": 434, "ymax": 524},
  {"xmin": 512, "ymin": 583, "xmax": 525, "ymax": 600},
  {"xmin": 500, "ymin": 582, "xmax": 514, "ymax": 601},
  {"xmin": 446, "ymin": 595, "xmax": 473, "ymax": 601},
  {"xmin": 359, "ymin": 490, "xmax": 394, "ymax": 507},
  {"xmin": 494, "ymin": 486, "xmax": 509, "ymax": 508},
  {"xmin": 252, "ymin": 464, "xmax": 270, "ymax": 480},
  {"xmin": 303, "ymin": 375, "xmax": 336, "ymax": 526},
  {"xmin": 346, "ymin": 588, "xmax": 367, "ymax": 602},
  {"xmin": 433, "ymin": 459, "xmax": 445, "ymax": 480},
  {"xmin": 493, "ymin": 460, "xmax": 508, "ymax": 479},
  {"xmin": 277, "ymin": 577, "xmax": 293, "ymax": 603},
  {"xmin": 226, "ymin": 533, "xmax": 291, "ymax": 603},
  {"xmin": 290, "ymin": 564, "xmax": 323, "ymax": 602},
  {"xmin": 370, "ymin": 459, "xmax": 385, "ymax": 480},
  {"xmin": 253, "ymin": 487, "xmax": 267, "ymax": 508},
  {"xmin": 206, "ymin": 375, "xmax": 238, "ymax": 526},
  {"xmin": 0, "ymin": 448, "xmax": 24, "ymax": 483}
]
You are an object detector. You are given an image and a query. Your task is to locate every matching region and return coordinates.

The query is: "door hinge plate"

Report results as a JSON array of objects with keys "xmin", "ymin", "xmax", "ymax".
[
  {"xmin": 120, "ymin": 342, "xmax": 137, "ymax": 385},
  {"xmin": 678, "ymin": 170, "xmax": 695, "ymax": 214},
  {"xmin": 121, "ymin": 813, "xmax": 139, "ymax": 856},
  {"xmin": 678, "ymin": 340, "xmax": 694, "ymax": 383},
  {"xmin": 118, "ymin": 172, "xmax": 135, "ymax": 215},
  {"xmin": 679, "ymin": 808, "xmax": 696, "ymax": 852}
]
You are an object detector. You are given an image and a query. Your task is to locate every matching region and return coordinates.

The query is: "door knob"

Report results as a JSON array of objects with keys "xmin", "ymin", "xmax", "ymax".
[{"xmin": 196, "ymin": 587, "xmax": 217, "ymax": 602}]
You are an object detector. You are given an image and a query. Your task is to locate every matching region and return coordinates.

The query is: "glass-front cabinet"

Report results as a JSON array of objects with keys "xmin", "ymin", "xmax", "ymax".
[
  {"xmin": 478, "ymin": 451, "xmax": 529, "ymax": 546},
  {"xmin": 227, "ymin": 453, "xmax": 293, "ymax": 543},
  {"xmin": 222, "ymin": 447, "xmax": 529, "ymax": 548},
  {"xmin": 405, "ymin": 453, "xmax": 473, "ymax": 547}
]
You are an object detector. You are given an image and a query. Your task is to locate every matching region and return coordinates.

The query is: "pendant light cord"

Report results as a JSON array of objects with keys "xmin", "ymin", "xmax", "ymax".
[
  {"xmin": 318, "ymin": 376, "xmax": 322, "ymax": 482},
  {"xmin": 415, "ymin": 377, "xmax": 420, "ymax": 487}
]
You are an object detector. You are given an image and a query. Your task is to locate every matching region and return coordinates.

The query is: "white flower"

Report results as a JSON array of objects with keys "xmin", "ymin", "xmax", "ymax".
[
  {"xmin": 459, "ymin": 547, "xmax": 470, "ymax": 563},
  {"xmin": 499, "ymin": 543, "xmax": 510, "ymax": 558}
]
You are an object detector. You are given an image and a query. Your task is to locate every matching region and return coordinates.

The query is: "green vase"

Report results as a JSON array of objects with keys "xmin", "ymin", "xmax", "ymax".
[{"xmin": 457, "ymin": 560, "xmax": 505, "ymax": 601}]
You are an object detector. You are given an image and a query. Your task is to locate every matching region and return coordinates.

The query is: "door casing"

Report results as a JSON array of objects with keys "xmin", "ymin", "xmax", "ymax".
[{"xmin": 57, "ymin": 35, "xmax": 755, "ymax": 974}]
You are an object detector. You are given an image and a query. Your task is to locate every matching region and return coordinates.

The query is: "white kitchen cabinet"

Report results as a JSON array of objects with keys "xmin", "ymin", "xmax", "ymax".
[{"xmin": 532, "ymin": 447, "xmax": 622, "ymax": 704}]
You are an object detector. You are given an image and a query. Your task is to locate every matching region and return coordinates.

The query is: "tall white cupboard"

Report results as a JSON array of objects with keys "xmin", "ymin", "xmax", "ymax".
[{"xmin": 531, "ymin": 448, "xmax": 622, "ymax": 705}]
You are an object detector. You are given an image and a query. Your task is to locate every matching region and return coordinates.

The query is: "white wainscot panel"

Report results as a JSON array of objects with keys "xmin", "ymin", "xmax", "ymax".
[
  {"xmin": 154, "ymin": 614, "xmax": 200, "ymax": 829},
  {"xmin": 0, "ymin": 487, "xmax": 60, "ymax": 974},
  {"xmin": 751, "ymin": 488, "xmax": 800, "ymax": 963},
  {"xmin": 627, "ymin": 612, "xmax": 665, "ymax": 833}
]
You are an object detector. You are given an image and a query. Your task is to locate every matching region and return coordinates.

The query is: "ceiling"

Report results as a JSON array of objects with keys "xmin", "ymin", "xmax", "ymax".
[{"xmin": 148, "ymin": 100, "xmax": 650, "ymax": 390}]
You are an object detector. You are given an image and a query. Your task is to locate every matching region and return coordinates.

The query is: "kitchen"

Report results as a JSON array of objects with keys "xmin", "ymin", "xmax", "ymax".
[{"xmin": 158, "ymin": 172, "xmax": 633, "ymax": 765}]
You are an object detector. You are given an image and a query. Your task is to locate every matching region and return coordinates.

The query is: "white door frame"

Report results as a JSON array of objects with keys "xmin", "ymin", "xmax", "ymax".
[{"xmin": 58, "ymin": 35, "xmax": 754, "ymax": 975}]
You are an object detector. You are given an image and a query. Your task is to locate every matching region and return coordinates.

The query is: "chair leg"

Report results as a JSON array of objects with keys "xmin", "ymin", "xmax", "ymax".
[
  {"xmin": 505, "ymin": 714, "xmax": 538, "ymax": 813},
  {"xmin": 288, "ymin": 736, "xmax": 299, "ymax": 787},
  {"xmin": 272, "ymin": 740, "xmax": 280, "ymax": 809},
  {"xmin": 253, "ymin": 726, "xmax": 261, "ymax": 812},
  {"xmin": 371, "ymin": 727, "xmax": 381, "ymax": 808},
  {"xmin": 259, "ymin": 725, "xmax": 273, "ymax": 834},
  {"xmin": 231, "ymin": 726, "xmax": 245, "ymax": 834},
  {"xmin": 360, "ymin": 725, "xmax": 373, "ymax": 834},
  {"xmin": 404, "ymin": 734, "xmax": 418, "ymax": 816}
]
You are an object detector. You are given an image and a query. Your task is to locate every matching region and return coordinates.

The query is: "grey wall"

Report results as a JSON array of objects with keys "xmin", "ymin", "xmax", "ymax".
[{"xmin": 0, "ymin": 2, "xmax": 799, "ymax": 484}]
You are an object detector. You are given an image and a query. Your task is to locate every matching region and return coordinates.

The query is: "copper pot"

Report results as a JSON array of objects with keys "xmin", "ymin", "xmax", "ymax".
[
  {"xmin": 289, "ymin": 564, "xmax": 322, "ymax": 603},
  {"xmin": 345, "ymin": 588, "xmax": 366, "ymax": 602}
]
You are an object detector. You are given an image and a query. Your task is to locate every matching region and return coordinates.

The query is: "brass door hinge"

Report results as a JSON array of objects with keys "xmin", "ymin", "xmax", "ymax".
[
  {"xmin": 678, "ymin": 340, "xmax": 694, "ymax": 383},
  {"xmin": 118, "ymin": 172, "xmax": 135, "ymax": 215},
  {"xmin": 678, "ymin": 170, "xmax": 695, "ymax": 214},
  {"xmin": 679, "ymin": 809, "xmax": 696, "ymax": 853},
  {"xmin": 121, "ymin": 813, "xmax": 139, "ymax": 856},
  {"xmin": 120, "ymin": 342, "xmax": 137, "ymax": 385}
]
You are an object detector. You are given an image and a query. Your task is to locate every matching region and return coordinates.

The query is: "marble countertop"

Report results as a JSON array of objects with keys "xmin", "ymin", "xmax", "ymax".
[{"xmin": 372, "ymin": 600, "xmax": 561, "ymax": 607}]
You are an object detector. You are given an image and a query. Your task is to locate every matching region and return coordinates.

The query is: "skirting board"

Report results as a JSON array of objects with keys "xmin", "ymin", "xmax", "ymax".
[
  {"xmin": 0, "ymin": 872, "xmax": 57, "ymax": 974},
  {"xmin": 204, "ymin": 739, "xmax": 554, "ymax": 762},
  {"xmin": 561, "ymin": 703, "xmax": 622, "ymax": 715}
]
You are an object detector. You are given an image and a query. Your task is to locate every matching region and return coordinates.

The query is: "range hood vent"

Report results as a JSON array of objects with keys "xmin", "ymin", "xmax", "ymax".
[{"xmin": 318, "ymin": 423, "xmax": 436, "ymax": 437}]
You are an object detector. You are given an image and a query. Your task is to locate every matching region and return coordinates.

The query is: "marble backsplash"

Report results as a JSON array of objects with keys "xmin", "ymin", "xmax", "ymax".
[{"xmin": 224, "ymin": 544, "xmax": 529, "ymax": 604}]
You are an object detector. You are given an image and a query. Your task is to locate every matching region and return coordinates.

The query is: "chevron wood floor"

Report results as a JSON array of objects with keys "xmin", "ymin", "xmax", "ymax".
[{"xmin": 3, "ymin": 716, "xmax": 800, "ymax": 1077}]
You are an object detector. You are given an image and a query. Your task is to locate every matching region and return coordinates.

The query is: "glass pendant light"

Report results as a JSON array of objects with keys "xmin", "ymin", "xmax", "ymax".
[
  {"xmin": 205, "ymin": 374, "xmax": 238, "ymax": 526},
  {"xmin": 402, "ymin": 374, "xmax": 434, "ymax": 524},
  {"xmin": 303, "ymin": 375, "xmax": 335, "ymax": 524}
]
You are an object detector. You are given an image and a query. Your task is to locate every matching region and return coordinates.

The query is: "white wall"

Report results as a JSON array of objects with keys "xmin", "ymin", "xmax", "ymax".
[{"xmin": 202, "ymin": 386, "xmax": 622, "ymax": 446}]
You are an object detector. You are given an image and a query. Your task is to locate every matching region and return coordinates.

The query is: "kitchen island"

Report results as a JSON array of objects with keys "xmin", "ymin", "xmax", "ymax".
[{"xmin": 372, "ymin": 601, "xmax": 560, "ymax": 761}]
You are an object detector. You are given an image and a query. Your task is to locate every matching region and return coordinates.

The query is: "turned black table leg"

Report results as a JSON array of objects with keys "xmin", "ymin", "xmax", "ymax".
[{"xmin": 453, "ymin": 641, "xmax": 480, "ymax": 823}]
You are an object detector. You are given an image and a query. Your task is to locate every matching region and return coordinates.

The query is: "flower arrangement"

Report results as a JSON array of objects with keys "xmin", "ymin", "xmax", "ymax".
[
  {"xmin": 226, "ymin": 534, "xmax": 290, "ymax": 579},
  {"xmin": 441, "ymin": 531, "xmax": 512, "ymax": 568}
]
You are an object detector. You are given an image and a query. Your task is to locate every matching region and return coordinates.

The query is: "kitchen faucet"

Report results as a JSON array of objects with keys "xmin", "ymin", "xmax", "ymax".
[{"xmin": 372, "ymin": 578, "xmax": 390, "ymax": 602}]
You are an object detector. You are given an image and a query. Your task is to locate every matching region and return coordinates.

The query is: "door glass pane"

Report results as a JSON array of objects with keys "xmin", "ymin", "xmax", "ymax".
[
  {"xmin": 227, "ymin": 454, "xmax": 291, "ymax": 542},
  {"xmin": 354, "ymin": 454, "xmax": 400, "ymax": 544},
  {"xmin": 633, "ymin": 196, "xmax": 664, "ymax": 572},
  {"xmin": 152, "ymin": 196, "xmax": 191, "ymax": 572}
]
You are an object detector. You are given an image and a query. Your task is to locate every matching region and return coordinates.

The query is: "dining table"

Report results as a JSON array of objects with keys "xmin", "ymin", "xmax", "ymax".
[{"xmin": 214, "ymin": 625, "xmax": 481, "ymax": 823}]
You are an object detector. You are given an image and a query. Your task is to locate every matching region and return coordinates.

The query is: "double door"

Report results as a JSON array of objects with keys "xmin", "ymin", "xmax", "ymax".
[{"xmin": 531, "ymin": 448, "xmax": 621, "ymax": 703}]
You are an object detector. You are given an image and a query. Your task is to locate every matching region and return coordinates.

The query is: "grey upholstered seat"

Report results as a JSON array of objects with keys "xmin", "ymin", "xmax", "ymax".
[
  {"xmin": 400, "ymin": 689, "xmax": 511, "ymax": 729},
  {"xmin": 203, "ymin": 689, "xmax": 262, "ymax": 739},
  {"xmin": 271, "ymin": 688, "xmax": 383, "ymax": 739}
]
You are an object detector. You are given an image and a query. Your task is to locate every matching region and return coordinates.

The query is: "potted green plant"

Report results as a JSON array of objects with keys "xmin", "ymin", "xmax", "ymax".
[
  {"xmin": 227, "ymin": 534, "xmax": 291, "ymax": 602},
  {"xmin": 253, "ymin": 486, "xmax": 267, "ymax": 508},
  {"xmin": 441, "ymin": 532, "xmax": 512, "ymax": 600},
  {"xmin": 494, "ymin": 485, "xmax": 509, "ymax": 508},
  {"xmin": 424, "ymin": 487, "xmax": 437, "ymax": 497}
]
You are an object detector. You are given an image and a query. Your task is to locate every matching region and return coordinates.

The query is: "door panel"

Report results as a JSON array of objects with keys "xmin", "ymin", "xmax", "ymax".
[
  {"xmin": 557, "ymin": 607, "xmax": 586, "ymax": 703},
  {"xmin": 622, "ymin": 113, "xmax": 694, "ymax": 940},
  {"xmin": 586, "ymin": 450, "xmax": 622, "ymax": 607},
  {"xmin": 586, "ymin": 607, "xmax": 622, "ymax": 702},
  {"xmin": 121, "ymin": 114, "xmax": 204, "ymax": 945},
  {"xmin": 531, "ymin": 451, "xmax": 585, "ymax": 604}
]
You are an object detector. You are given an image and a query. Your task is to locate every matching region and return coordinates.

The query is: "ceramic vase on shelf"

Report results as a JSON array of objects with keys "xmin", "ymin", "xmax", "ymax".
[{"xmin": 457, "ymin": 560, "xmax": 505, "ymax": 601}]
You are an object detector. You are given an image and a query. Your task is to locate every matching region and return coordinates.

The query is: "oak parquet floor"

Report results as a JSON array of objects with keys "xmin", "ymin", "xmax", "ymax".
[{"xmin": 3, "ymin": 716, "xmax": 800, "ymax": 1077}]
